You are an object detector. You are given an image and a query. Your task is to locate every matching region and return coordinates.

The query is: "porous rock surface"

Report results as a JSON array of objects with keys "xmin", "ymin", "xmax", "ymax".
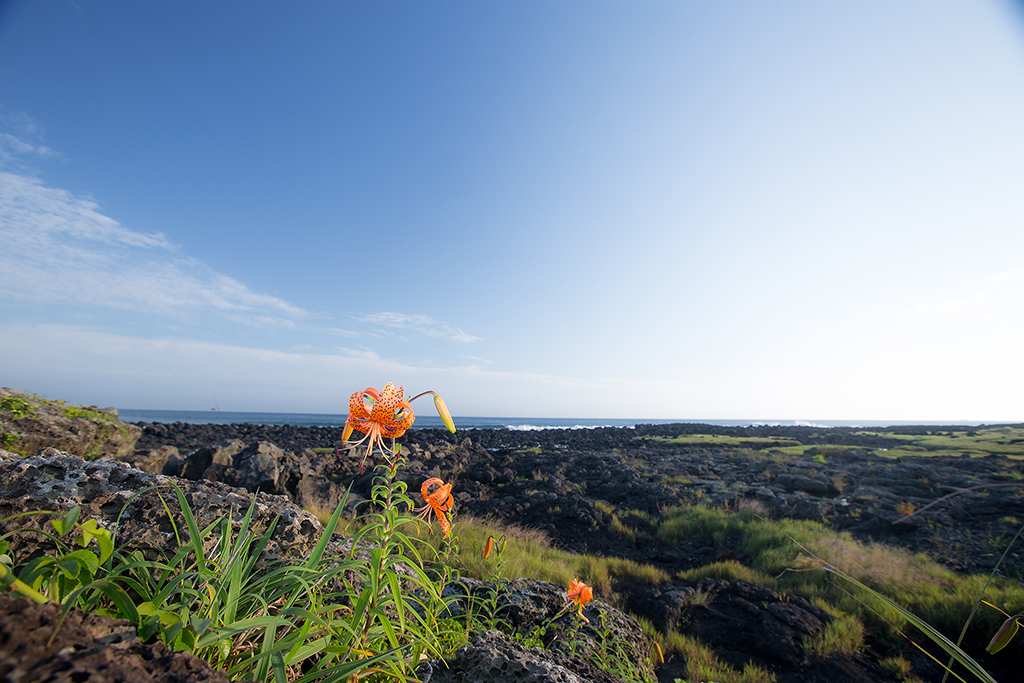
[
  {"xmin": 440, "ymin": 577, "xmax": 649, "ymax": 669},
  {"xmin": 0, "ymin": 592, "xmax": 233, "ymax": 683},
  {"xmin": 0, "ymin": 449, "xmax": 323, "ymax": 569},
  {"xmin": 129, "ymin": 420, "xmax": 1024, "ymax": 681},
  {"xmin": 0, "ymin": 448, "xmax": 655, "ymax": 683},
  {"xmin": 420, "ymin": 630, "xmax": 625, "ymax": 683}
]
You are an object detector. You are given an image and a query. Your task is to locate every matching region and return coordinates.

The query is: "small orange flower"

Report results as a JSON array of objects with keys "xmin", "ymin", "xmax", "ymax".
[
  {"xmin": 567, "ymin": 579, "xmax": 593, "ymax": 623},
  {"xmin": 340, "ymin": 382, "xmax": 415, "ymax": 472},
  {"xmin": 418, "ymin": 477, "xmax": 454, "ymax": 536}
]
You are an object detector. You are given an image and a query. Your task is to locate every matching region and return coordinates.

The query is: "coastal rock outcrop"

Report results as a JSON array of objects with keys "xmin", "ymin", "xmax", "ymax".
[
  {"xmin": 0, "ymin": 387, "xmax": 141, "ymax": 460},
  {"xmin": 420, "ymin": 630, "xmax": 627, "ymax": 683},
  {"xmin": 0, "ymin": 448, "xmax": 659, "ymax": 683},
  {"xmin": 124, "ymin": 420, "xmax": 1024, "ymax": 681},
  {"xmin": 0, "ymin": 449, "xmax": 323, "ymax": 567}
]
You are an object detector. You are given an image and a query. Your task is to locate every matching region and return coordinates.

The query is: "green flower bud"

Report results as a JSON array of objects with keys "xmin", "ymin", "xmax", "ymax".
[{"xmin": 987, "ymin": 616, "xmax": 1021, "ymax": 654}]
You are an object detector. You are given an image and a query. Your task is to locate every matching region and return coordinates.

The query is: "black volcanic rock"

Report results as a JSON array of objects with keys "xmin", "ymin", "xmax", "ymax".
[{"xmin": 120, "ymin": 420, "xmax": 1024, "ymax": 683}]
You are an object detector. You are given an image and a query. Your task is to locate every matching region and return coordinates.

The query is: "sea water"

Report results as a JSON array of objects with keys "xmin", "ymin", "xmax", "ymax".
[{"xmin": 116, "ymin": 409, "xmax": 992, "ymax": 431}]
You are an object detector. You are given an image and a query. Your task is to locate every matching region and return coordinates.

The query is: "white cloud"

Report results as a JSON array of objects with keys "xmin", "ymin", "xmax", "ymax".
[
  {"xmin": 0, "ymin": 171, "xmax": 307, "ymax": 323},
  {"xmin": 2, "ymin": 322, "xmax": 1021, "ymax": 420},
  {"xmin": 0, "ymin": 168, "xmax": 483, "ymax": 356},
  {"xmin": 0, "ymin": 172, "xmax": 171, "ymax": 249},
  {"xmin": 357, "ymin": 311, "xmax": 481, "ymax": 343},
  {"xmin": 0, "ymin": 109, "xmax": 62, "ymax": 168},
  {"xmin": 0, "ymin": 323, "xmax": 667, "ymax": 416}
]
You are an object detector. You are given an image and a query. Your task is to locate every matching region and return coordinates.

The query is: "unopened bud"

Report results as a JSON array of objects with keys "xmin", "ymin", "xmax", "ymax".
[
  {"xmin": 987, "ymin": 616, "xmax": 1021, "ymax": 654},
  {"xmin": 433, "ymin": 393, "xmax": 456, "ymax": 433}
]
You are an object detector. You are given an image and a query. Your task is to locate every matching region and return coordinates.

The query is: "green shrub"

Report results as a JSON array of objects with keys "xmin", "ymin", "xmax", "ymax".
[{"xmin": 0, "ymin": 396, "xmax": 36, "ymax": 419}]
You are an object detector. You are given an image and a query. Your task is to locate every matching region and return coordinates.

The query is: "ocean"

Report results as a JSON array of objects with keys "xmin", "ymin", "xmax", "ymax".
[{"xmin": 115, "ymin": 410, "xmax": 998, "ymax": 431}]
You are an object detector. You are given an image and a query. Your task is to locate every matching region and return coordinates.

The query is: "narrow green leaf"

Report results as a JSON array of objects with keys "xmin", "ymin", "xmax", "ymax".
[
  {"xmin": 304, "ymin": 491, "xmax": 350, "ymax": 570},
  {"xmin": 823, "ymin": 566, "xmax": 998, "ymax": 683},
  {"xmin": 271, "ymin": 651, "xmax": 287, "ymax": 683},
  {"xmin": 171, "ymin": 482, "xmax": 207, "ymax": 573}
]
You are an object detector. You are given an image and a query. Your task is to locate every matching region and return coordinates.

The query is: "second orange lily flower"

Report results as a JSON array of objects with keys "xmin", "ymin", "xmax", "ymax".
[
  {"xmin": 418, "ymin": 477, "xmax": 454, "ymax": 537},
  {"xmin": 567, "ymin": 579, "xmax": 593, "ymax": 623}
]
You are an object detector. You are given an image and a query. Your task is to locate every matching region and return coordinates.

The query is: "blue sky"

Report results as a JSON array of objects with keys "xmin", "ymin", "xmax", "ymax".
[{"xmin": 1, "ymin": 1, "xmax": 1023, "ymax": 420}]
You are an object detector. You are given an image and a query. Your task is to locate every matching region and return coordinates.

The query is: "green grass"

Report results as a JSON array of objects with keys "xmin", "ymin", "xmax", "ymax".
[
  {"xmin": 803, "ymin": 600, "xmax": 864, "ymax": 657},
  {"xmin": 5, "ymin": 476, "xmax": 658, "ymax": 682},
  {"xmin": 415, "ymin": 514, "xmax": 670, "ymax": 596},
  {"xmin": 647, "ymin": 426, "xmax": 1024, "ymax": 460},
  {"xmin": 654, "ymin": 503, "xmax": 1024, "ymax": 646},
  {"xmin": 0, "ymin": 396, "xmax": 37, "ymax": 419},
  {"xmin": 864, "ymin": 426, "xmax": 1024, "ymax": 459},
  {"xmin": 666, "ymin": 634, "xmax": 776, "ymax": 683}
]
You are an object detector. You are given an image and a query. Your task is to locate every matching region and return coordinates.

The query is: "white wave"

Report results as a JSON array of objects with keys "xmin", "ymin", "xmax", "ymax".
[{"xmin": 504, "ymin": 423, "xmax": 626, "ymax": 431}]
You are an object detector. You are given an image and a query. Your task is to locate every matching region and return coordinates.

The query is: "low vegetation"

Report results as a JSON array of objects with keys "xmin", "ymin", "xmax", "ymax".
[
  {"xmin": 865, "ymin": 426, "xmax": 1024, "ymax": 459},
  {"xmin": 5, "ymin": 387, "xmax": 1024, "ymax": 681},
  {"xmin": 648, "ymin": 425, "xmax": 1024, "ymax": 459}
]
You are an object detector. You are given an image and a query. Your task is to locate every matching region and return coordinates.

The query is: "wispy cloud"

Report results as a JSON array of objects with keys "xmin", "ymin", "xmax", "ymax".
[
  {"xmin": 0, "ymin": 171, "xmax": 308, "ymax": 324},
  {"xmin": 0, "ymin": 168, "xmax": 479, "ymax": 349},
  {"xmin": 357, "ymin": 311, "xmax": 481, "ymax": 343},
  {"xmin": 0, "ymin": 108, "xmax": 62, "ymax": 170},
  {"xmin": 0, "ymin": 323, "xmax": 675, "ymax": 416},
  {"xmin": 0, "ymin": 114, "xmax": 476, "ymax": 355}
]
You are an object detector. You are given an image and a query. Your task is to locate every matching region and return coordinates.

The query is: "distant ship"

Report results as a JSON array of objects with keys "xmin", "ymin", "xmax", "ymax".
[{"xmin": 212, "ymin": 397, "xmax": 221, "ymax": 412}]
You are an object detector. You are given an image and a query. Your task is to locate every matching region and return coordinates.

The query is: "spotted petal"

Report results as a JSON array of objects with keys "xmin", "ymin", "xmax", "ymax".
[
  {"xmin": 370, "ymin": 383, "xmax": 416, "ymax": 438},
  {"xmin": 421, "ymin": 477, "xmax": 454, "ymax": 536}
]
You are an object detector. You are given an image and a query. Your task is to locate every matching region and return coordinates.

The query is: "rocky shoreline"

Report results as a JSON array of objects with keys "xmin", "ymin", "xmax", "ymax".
[
  {"xmin": 130, "ymin": 419, "xmax": 1024, "ymax": 579},
  {"xmin": 5, "ymin": 397, "xmax": 1024, "ymax": 682},
  {"xmin": 120, "ymin": 419, "xmax": 1024, "ymax": 682}
]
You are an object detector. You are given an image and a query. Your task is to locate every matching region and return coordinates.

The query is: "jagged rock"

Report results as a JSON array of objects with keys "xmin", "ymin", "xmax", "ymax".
[
  {"xmin": 179, "ymin": 439, "xmax": 247, "ymax": 480},
  {"xmin": 0, "ymin": 446, "xmax": 658, "ymax": 683},
  {"xmin": 123, "ymin": 419, "xmax": 1024, "ymax": 681},
  {"xmin": 775, "ymin": 473, "xmax": 840, "ymax": 497},
  {"xmin": 0, "ymin": 448, "xmax": 324, "ymax": 567},
  {"xmin": 451, "ymin": 578, "xmax": 649, "ymax": 668},
  {"xmin": 176, "ymin": 439, "xmax": 355, "ymax": 518},
  {"xmin": 420, "ymin": 630, "xmax": 628, "ymax": 683},
  {"xmin": 120, "ymin": 444, "xmax": 180, "ymax": 474},
  {"xmin": 0, "ymin": 388, "xmax": 141, "ymax": 460},
  {"xmin": 0, "ymin": 592, "xmax": 233, "ymax": 683}
]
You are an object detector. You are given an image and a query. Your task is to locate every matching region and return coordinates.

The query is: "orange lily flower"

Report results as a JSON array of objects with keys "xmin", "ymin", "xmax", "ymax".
[
  {"xmin": 341, "ymin": 382, "xmax": 415, "ymax": 473},
  {"xmin": 567, "ymin": 579, "xmax": 593, "ymax": 623},
  {"xmin": 338, "ymin": 383, "xmax": 457, "ymax": 473},
  {"xmin": 417, "ymin": 477, "xmax": 454, "ymax": 536}
]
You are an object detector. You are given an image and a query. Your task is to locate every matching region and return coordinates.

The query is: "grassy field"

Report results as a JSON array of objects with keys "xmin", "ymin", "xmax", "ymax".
[
  {"xmin": 862, "ymin": 426, "xmax": 1024, "ymax": 459},
  {"xmin": 648, "ymin": 425, "xmax": 1024, "ymax": 459},
  {"xmin": 404, "ymin": 503, "xmax": 1024, "ymax": 669}
]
